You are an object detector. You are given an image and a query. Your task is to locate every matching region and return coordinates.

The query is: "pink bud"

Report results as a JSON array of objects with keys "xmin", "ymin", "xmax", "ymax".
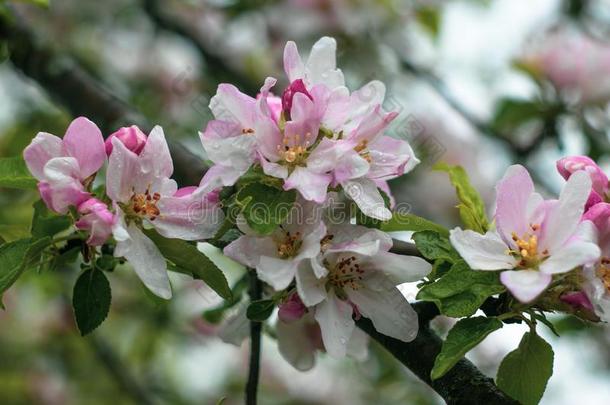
[
  {"xmin": 76, "ymin": 198, "xmax": 116, "ymax": 246},
  {"xmin": 281, "ymin": 79, "xmax": 313, "ymax": 119},
  {"xmin": 560, "ymin": 291, "xmax": 594, "ymax": 312},
  {"xmin": 278, "ymin": 292, "xmax": 307, "ymax": 323},
  {"xmin": 556, "ymin": 155, "xmax": 609, "ymax": 197},
  {"xmin": 105, "ymin": 125, "xmax": 148, "ymax": 156}
]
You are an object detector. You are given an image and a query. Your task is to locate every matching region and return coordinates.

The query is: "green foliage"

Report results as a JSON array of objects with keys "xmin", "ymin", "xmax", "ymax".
[
  {"xmin": 72, "ymin": 268, "xmax": 111, "ymax": 336},
  {"xmin": 0, "ymin": 156, "xmax": 37, "ymax": 189},
  {"xmin": 412, "ymin": 231, "xmax": 459, "ymax": 262},
  {"xmin": 497, "ymin": 332, "xmax": 554, "ymax": 405},
  {"xmin": 30, "ymin": 200, "xmax": 71, "ymax": 239},
  {"xmin": 415, "ymin": 6, "xmax": 441, "ymax": 39},
  {"xmin": 381, "ymin": 213, "xmax": 449, "ymax": 236},
  {"xmin": 491, "ymin": 98, "xmax": 547, "ymax": 134},
  {"xmin": 246, "ymin": 299, "xmax": 275, "ymax": 322},
  {"xmin": 144, "ymin": 230, "xmax": 232, "ymax": 300},
  {"xmin": 417, "ymin": 260, "xmax": 505, "ymax": 317},
  {"xmin": 431, "ymin": 316, "xmax": 503, "ymax": 380},
  {"xmin": 235, "ymin": 182, "xmax": 296, "ymax": 235},
  {"xmin": 434, "ymin": 163, "xmax": 489, "ymax": 233}
]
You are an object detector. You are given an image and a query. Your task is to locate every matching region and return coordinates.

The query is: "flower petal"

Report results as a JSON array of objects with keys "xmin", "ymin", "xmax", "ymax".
[
  {"xmin": 342, "ymin": 177, "xmax": 392, "ymax": 221},
  {"xmin": 539, "ymin": 239, "xmax": 600, "ymax": 274},
  {"xmin": 106, "ymin": 137, "xmax": 140, "ymax": 202},
  {"xmin": 62, "ymin": 117, "xmax": 106, "ymax": 179},
  {"xmin": 284, "ymin": 166, "xmax": 332, "ymax": 204},
  {"xmin": 495, "ymin": 164, "xmax": 535, "ymax": 245},
  {"xmin": 367, "ymin": 252, "xmax": 432, "ymax": 283},
  {"xmin": 296, "ymin": 262, "xmax": 327, "ymax": 307},
  {"xmin": 138, "ymin": 126, "xmax": 174, "ymax": 182},
  {"xmin": 449, "ymin": 228, "xmax": 516, "ymax": 270},
  {"xmin": 23, "ymin": 132, "xmax": 63, "ymax": 180},
  {"xmin": 114, "ymin": 223, "xmax": 172, "ymax": 299},
  {"xmin": 276, "ymin": 316, "xmax": 317, "ymax": 371},
  {"xmin": 257, "ymin": 256, "xmax": 299, "ymax": 290},
  {"xmin": 209, "ymin": 83, "xmax": 257, "ymax": 126},
  {"xmin": 305, "ymin": 37, "xmax": 345, "ymax": 89},
  {"xmin": 313, "ymin": 293, "xmax": 354, "ymax": 358},
  {"xmin": 283, "ymin": 41, "xmax": 305, "ymax": 83},
  {"xmin": 223, "ymin": 235, "xmax": 278, "ymax": 269},
  {"xmin": 500, "ymin": 270, "xmax": 551, "ymax": 303}
]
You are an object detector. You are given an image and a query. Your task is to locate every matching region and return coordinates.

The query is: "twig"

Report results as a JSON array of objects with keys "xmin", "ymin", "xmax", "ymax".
[
  {"xmin": 246, "ymin": 271, "xmax": 263, "ymax": 405},
  {"xmin": 0, "ymin": 10, "xmax": 206, "ymax": 187}
]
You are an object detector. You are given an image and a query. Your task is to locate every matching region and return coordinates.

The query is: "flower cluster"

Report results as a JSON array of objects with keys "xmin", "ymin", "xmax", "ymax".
[{"xmin": 24, "ymin": 118, "xmax": 223, "ymax": 299}]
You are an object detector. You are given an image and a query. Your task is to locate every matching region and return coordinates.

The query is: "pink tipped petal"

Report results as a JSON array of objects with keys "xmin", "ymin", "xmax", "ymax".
[
  {"xmin": 284, "ymin": 167, "xmax": 332, "ymax": 204},
  {"xmin": 368, "ymin": 136, "xmax": 418, "ymax": 180},
  {"xmin": 449, "ymin": 228, "xmax": 517, "ymax": 270},
  {"xmin": 342, "ymin": 178, "xmax": 392, "ymax": 221},
  {"xmin": 560, "ymin": 291, "xmax": 594, "ymax": 311},
  {"xmin": 209, "ymin": 83, "xmax": 257, "ymax": 126},
  {"xmin": 199, "ymin": 164, "xmax": 246, "ymax": 189},
  {"xmin": 173, "ymin": 186, "xmax": 197, "ymax": 197},
  {"xmin": 114, "ymin": 224, "xmax": 172, "ymax": 299},
  {"xmin": 278, "ymin": 293, "xmax": 307, "ymax": 323},
  {"xmin": 105, "ymin": 125, "xmax": 147, "ymax": 156},
  {"xmin": 62, "ymin": 117, "xmax": 105, "ymax": 179},
  {"xmin": 333, "ymin": 148, "xmax": 370, "ymax": 184},
  {"xmin": 314, "ymin": 293, "xmax": 354, "ymax": 358},
  {"xmin": 200, "ymin": 123, "xmax": 257, "ymax": 169},
  {"xmin": 223, "ymin": 235, "xmax": 278, "ymax": 269},
  {"xmin": 23, "ymin": 132, "xmax": 63, "ymax": 180},
  {"xmin": 495, "ymin": 165, "xmax": 535, "ymax": 245},
  {"xmin": 76, "ymin": 198, "xmax": 116, "ymax": 246},
  {"xmin": 296, "ymin": 263, "xmax": 327, "ymax": 307},
  {"xmin": 542, "ymin": 170, "xmax": 592, "ymax": 252},
  {"xmin": 283, "ymin": 41, "xmax": 305, "ymax": 82},
  {"xmin": 500, "ymin": 270, "xmax": 552, "ymax": 303},
  {"xmin": 557, "ymin": 155, "xmax": 609, "ymax": 196},
  {"xmin": 346, "ymin": 279, "xmax": 418, "ymax": 343},
  {"xmin": 350, "ymin": 106, "xmax": 398, "ymax": 144},
  {"xmin": 106, "ymin": 137, "xmax": 140, "ymax": 203},
  {"xmin": 348, "ymin": 80, "xmax": 386, "ymax": 119},
  {"xmin": 138, "ymin": 126, "xmax": 174, "ymax": 181}
]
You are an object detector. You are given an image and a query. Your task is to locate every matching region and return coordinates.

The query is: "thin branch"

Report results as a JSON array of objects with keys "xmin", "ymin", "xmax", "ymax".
[
  {"xmin": 246, "ymin": 271, "xmax": 263, "ymax": 405},
  {"xmin": 357, "ymin": 305, "xmax": 518, "ymax": 405},
  {"xmin": 142, "ymin": 0, "xmax": 260, "ymax": 96},
  {"xmin": 0, "ymin": 10, "xmax": 205, "ymax": 186}
]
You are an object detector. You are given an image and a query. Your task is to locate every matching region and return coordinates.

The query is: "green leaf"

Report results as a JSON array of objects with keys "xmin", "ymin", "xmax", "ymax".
[
  {"xmin": 144, "ymin": 230, "xmax": 232, "ymax": 300},
  {"xmin": 491, "ymin": 98, "xmax": 545, "ymax": 134},
  {"xmin": 0, "ymin": 239, "xmax": 31, "ymax": 304},
  {"xmin": 417, "ymin": 260, "xmax": 505, "ymax": 317},
  {"xmin": 236, "ymin": 183, "xmax": 296, "ymax": 235},
  {"xmin": 381, "ymin": 213, "xmax": 449, "ymax": 236},
  {"xmin": 72, "ymin": 269, "xmax": 111, "ymax": 336},
  {"xmin": 434, "ymin": 163, "xmax": 489, "ymax": 233},
  {"xmin": 431, "ymin": 316, "xmax": 503, "ymax": 380},
  {"xmin": 412, "ymin": 231, "xmax": 460, "ymax": 262},
  {"xmin": 246, "ymin": 299, "xmax": 275, "ymax": 322},
  {"xmin": 0, "ymin": 224, "xmax": 30, "ymax": 242},
  {"xmin": 497, "ymin": 332, "xmax": 554, "ymax": 405},
  {"xmin": 31, "ymin": 200, "xmax": 71, "ymax": 239},
  {"xmin": 0, "ymin": 156, "xmax": 37, "ymax": 189},
  {"xmin": 415, "ymin": 6, "xmax": 441, "ymax": 39}
]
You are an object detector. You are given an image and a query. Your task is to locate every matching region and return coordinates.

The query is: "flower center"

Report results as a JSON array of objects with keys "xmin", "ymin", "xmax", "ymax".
[
  {"xmin": 320, "ymin": 234, "xmax": 334, "ymax": 253},
  {"xmin": 597, "ymin": 258, "xmax": 610, "ymax": 292},
  {"xmin": 277, "ymin": 231, "xmax": 302, "ymax": 258},
  {"xmin": 277, "ymin": 133, "xmax": 312, "ymax": 166},
  {"xmin": 508, "ymin": 224, "xmax": 548, "ymax": 268},
  {"xmin": 327, "ymin": 255, "xmax": 365, "ymax": 291},
  {"xmin": 127, "ymin": 188, "xmax": 161, "ymax": 221},
  {"xmin": 354, "ymin": 139, "xmax": 371, "ymax": 163}
]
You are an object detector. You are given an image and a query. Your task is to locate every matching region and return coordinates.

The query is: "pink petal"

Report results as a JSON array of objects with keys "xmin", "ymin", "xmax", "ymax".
[
  {"xmin": 62, "ymin": 117, "xmax": 106, "ymax": 179},
  {"xmin": 494, "ymin": 165, "xmax": 535, "ymax": 246},
  {"xmin": 500, "ymin": 270, "xmax": 552, "ymax": 303},
  {"xmin": 23, "ymin": 132, "xmax": 63, "ymax": 180},
  {"xmin": 283, "ymin": 41, "xmax": 305, "ymax": 83}
]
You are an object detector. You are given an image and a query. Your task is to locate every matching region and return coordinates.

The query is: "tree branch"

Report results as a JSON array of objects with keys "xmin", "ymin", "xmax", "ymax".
[
  {"xmin": 0, "ymin": 10, "xmax": 205, "ymax": 186},
  {"xmin": 246, "ymin": 271, "xmax": 263, "ymax": 405},
  {"xmin": 357, "ymin": 305, "xmax": 518, "ymax": 405},
  {"xmin": 142, "ymin": 0, "xmax": 260, "ymax": 96}
]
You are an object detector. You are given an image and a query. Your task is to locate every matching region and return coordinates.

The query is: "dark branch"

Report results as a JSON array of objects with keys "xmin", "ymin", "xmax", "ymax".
[
  {"xmin": 357, "ymin": 307, "xmax": 518, "ymax": 405},
  {"xmin": 142, "ymin": 0, "xmax": 260, "ymax": 96},
  {"xmin": 246, "ymin": 271, "xmax": 263, "ymax": 405},
  {"xmin": 0, "ymin": 10, "xmax": 205, "ymax": 186}
]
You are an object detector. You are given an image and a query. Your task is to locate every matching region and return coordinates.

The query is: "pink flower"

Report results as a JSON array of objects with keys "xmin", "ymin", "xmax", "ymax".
[
  {"xmin": 105, "ymin": 125, "xmax": 148, "ymax": 156},
  {"xmin": 281, "ymin": 79, "xmax": 313, "ymax": 119},
  {"xmin": 107, "ymin": 126, "xmax": 224, "ymax": 299},
  {"xmin": 278, "ymin": 292, "xmax": 307, "ymax": 323},
  {"xmin": 199, "ymin": 78, "xmax": 281, "ymax": 189},
  {"xmin": 75, "ymin": 198, "xmax": 117, "ymax": 246},
  {"xmin": 23, "ymin": 117, "xmax": 106, "ymax": 214},
  {"xmin": 295, "ymin": 224, "xmax": 431, "ymax": 357},
  {"xmin": 450, "ymin": 165, "xmax": 600, "ymax": 303}
]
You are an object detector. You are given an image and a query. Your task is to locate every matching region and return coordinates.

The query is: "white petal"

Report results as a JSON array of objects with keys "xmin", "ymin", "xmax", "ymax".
[
  {"xmin": 346, "ymin": 328, "xmax": 369, "ymax": 361},
  {"xmin": 314, "ymin": 293, "xmax": 354, "ymax": 358},
  {"xmin": 257, "ymin": 256, "xmax": 299, "ymax": 291},
  {"xmin": 449, "ymin": 228, "xmax": 516, "ymax": 270},
  {"xmin": 218, "ymin": 303, "xmax": 250, "ymax": 346},
  {"xmin": 296, "ymin": 262, "xmax": 327, "ymax": 307},
  {"xmin": 365, "ymin": 252, "xmax": 432, "ymax": 283},
  {"xmin": 542, "ymin": 170, "xmax": 591, "ymax": 252},
  {"xmin": 106, "ymin": 137, "xmax": 140, "ymax": 203},
  {"xmin": 539, "ymin": 240, "xmax": 600, "ymax": 274},
  {"xmin": 284, "ymin": 167, "xmax": 331, "ymax": 204},
  {"xmin": 223, "ymin": 235, "xmax": 277, "ymax": 269},
  {"xmin": 305, "ymin": 37, "xmax": 344, "ymax": 89},
  {"xmin": 500, "ymin": 270, "xmax": 551, "ymax": 303},
  {"xmin": 114, "ymin": 224, "xmax": 172, "ymax": 299},
  {"xmin": 276, "ymin": 316, "xmax": 317, "ymax": 371},
  {"xmin": 283, "ymin": 41, "xmax": 305, "ymax": 82},
  {"xmin": 343, "ymin": 178, "xmax": 392, "ymax": 221},
  {"xmin": 138, "ymin": 126, "xmax": 174, "ymax": 182},
  {"xmin": 347, "ymin": 281, "xmax": 418, "ymax": 342}
]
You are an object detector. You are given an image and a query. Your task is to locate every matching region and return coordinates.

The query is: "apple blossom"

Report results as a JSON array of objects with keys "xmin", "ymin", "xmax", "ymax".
[
  {"xmin": 107, "ymin": 125, "xmax": 224, "ymax": 299},
  {"xmin": 24, "ymin": 117, "xmax": 106, "ymax": 214},
  {"xmin": 75, "ymin": 198, "xmax": 117, "ymax": 246},
  {"xmin": 104, "ymin": 125, "xmax": 148, "ymax": 156},
  {"xmin": 450, "ymin": 165, "xmax": 600, "ymax": 303},
  {"xmin": 295, "ymin": 224, "xmax": 431, "ymax": 357}
]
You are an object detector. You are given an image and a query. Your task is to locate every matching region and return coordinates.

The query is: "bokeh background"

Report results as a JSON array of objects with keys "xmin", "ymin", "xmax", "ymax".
[{"xmin": 1, "ymin": 0, "xmax": 610, "ymax": 404}]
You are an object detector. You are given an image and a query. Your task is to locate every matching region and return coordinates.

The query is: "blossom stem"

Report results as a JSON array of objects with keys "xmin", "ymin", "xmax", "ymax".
[{"xmin": 246, "ymin": 270, "xmax": 263, "ymax": 405}]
